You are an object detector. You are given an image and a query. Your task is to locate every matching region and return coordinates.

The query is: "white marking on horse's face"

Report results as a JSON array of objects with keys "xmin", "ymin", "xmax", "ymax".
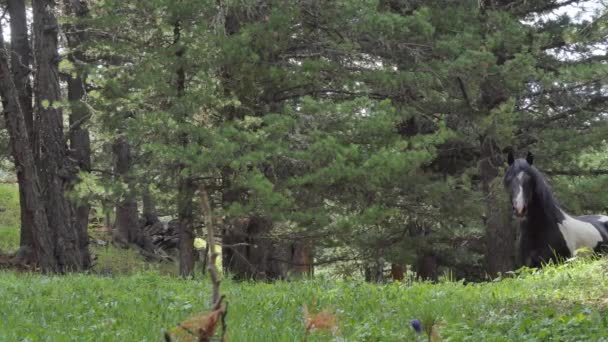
[
  {"xmin": 598, "ymin": 216, "xmax": 608, "ymax": 223},
  {"xmin": 517, "ymin": 172, "xmax": 525, "ymax": 181},
  {"xmin": 513, "ymin": 172, "xmax": 525, "ymax": 215},
  {"xmin": 557, "ymin": 211, "xmax": 603, "ymax": 255}
]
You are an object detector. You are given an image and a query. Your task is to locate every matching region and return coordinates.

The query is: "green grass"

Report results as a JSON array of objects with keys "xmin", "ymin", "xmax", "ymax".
[
  {"xmin": 0, "ymin": 258, "xmax": 607, "ymax": 341},
  {"xmin": 0, "ymin": 225, "xmax": 19, "ymax": 253},
  {"xmin": 0, "ymin": 183, "xmax": 20, "ymax": 227},
  {"xmin": 0, "ymin": 183, "xmax": 20, "ymax": 253},
  {"xmin": 91, "ymin": 244, "xmax": 180, "ymax": 276}
]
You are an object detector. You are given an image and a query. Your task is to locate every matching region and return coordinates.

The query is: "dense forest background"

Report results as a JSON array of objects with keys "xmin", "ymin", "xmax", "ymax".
[{"xmin": 0, "ymin": 0, "xmax": 607, "ymax": 281}]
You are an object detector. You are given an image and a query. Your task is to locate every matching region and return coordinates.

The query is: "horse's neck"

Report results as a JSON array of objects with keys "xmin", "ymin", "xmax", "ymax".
[{"xmin": 525, "ymin": 197, "xmax": 562, "ymax": 234}]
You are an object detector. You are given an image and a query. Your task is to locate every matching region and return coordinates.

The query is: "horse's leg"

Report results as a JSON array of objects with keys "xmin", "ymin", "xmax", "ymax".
[
  {"xmin": 518, "ymin": 233, "xmax": 535, "ymax": 268},
  {"xmin": 529, "ymin": 250, "xmax": 542, "ymax": 268},
  {"xmin": 521, "ymin": 249, "xmax": 542, "ymax": 268}
]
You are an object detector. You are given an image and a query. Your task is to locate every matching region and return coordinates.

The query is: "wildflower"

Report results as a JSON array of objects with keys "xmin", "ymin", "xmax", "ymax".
[{"xmin": 410, "ymin": 319, "xmax": 423, "ymax": 334}]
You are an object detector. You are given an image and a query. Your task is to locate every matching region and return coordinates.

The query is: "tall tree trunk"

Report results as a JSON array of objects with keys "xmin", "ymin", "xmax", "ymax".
[
  {"xmin": 112, "ymin": 135, "xmax": 140, "ymax": 245},
  {"xmin": 480, "ymin": 136, "xmax": 515, "ymax": 276},
  {"xmin": 32, "ymin": 0, "xmax": 85, "ymax": 271},
  {"xmin": 173, "ymin": 20, "xmax": 196, "ymax": 277},
  {"xmin": 63, "ymin": 0, "xmax": 93, "ymax": 269},
  {"xmin": 7, "ymin": 0, "xmax": 35, "ymax": 254},
  {"xmin": 7, "ymin": 0, "xmax": 33, "ymax": 141},
  {"xmin": 177, "ymin": 178, "xmax": 196, "ymax": 277},
  {"xmin": 0, "ymin": 26, "xmax": 57, "ymax": 272}
]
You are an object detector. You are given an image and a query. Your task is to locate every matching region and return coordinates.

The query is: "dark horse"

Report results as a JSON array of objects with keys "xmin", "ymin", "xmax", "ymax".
[{"xmin": 504, "ymin": 152, "xmax": 608, "ymax": 267}]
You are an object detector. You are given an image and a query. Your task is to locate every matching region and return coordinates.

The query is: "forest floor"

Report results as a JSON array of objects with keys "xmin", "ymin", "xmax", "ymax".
[{"xmin": 0, "ymin": 239, "xmax": 607, "ymax": 341}]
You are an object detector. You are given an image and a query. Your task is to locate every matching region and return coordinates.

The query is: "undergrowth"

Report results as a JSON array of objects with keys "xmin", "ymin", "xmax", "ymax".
[{"xmin": 0, "ymin": 258, "xmax": 607, "ymax": 341}]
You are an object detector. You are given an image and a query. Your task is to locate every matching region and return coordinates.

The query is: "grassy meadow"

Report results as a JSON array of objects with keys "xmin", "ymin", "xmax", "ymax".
[
  {"xmin": 0, "ymin": 257, "xmax": 607, "ymax": 341},
  {"xmin": 1, "ymin": 186, "xmax": 608, "ymax": 341},
  {"xmin": 0, "ymin": 183, "xmax": 20, "ymax": 254}
]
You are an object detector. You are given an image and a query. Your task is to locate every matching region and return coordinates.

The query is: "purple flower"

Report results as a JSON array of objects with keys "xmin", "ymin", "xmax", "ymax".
[{"xmin": 410, "ymin": 319, "xmax": 422, "ymax": 334}]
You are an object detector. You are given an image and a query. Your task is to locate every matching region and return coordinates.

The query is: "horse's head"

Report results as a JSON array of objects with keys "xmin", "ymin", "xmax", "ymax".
[{"xmin": 504, "ymin": 152, "xmax": 535, "ymax": 219}]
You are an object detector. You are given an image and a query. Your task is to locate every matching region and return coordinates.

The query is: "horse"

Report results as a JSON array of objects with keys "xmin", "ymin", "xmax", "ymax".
[{"xmin": 504, "ymin": 152, "xmax": 608, "ymax": 267}]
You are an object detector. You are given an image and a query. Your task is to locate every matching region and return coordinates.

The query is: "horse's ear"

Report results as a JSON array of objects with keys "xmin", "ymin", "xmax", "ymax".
[
  {"xmin": 526, "ymin": 152, "xmax": 534, "ymax": 165},
  {"xmin": 507, "ymin": 151, "xmax": 514, "ymax": 166}
]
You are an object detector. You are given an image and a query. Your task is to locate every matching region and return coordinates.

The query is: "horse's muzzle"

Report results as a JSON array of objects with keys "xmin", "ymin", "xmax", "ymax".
[{"xmin": 513, "ymin": 205, "xmax": 526, "ymax": 218}]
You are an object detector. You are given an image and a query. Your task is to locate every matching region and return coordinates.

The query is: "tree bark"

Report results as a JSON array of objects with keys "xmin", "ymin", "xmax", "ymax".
[
  {"xmin": 173, "ymin": 20, "xmax": 196, "ymax": 277},
  {"xmin": 390, "ymin": 263, "xmax": 405, "ymax": 281},
  {"xmin": 480, "ymin": 137, "xmax": 515, "ymax": 276},
  {"xmin": 290, "ymin": 242, "xmax": 312, "ymax": 277},
  {"xmin": 415, "ymin": 252, "xmax": 438, "ymax": 281},
  {"xmin": 63, "ymin": 0, "xmax": 93, "ymax": 269},
  {"xmin": 7, "ymin": 0, "xmax": 35, "ymax": 253},
  {"xmin": 33, "ymin": 0, "xmax": 85, "ymax": 271},
  {"xmin": 222, "ymin": 214, "xmax": 302, "ymax": 280},
  {"xmin": 221, "ymin": 215, "xmax": 252, "ymax": 278},
  {"xmin": 177, "ymin": 178, "xmax": 196, "ymax": 277},
  {"xmin": 7, "ymin": 0, "xmax": 34, "ymax": 142},
  {"xmin": 142, "ymin": 185, "xmax": 160, "ymax": 226},
  {"xmin": 113, "ymin": 135, "xmax": 140, "ymax": 245},
  {"xmin": 364, "ymin": 259, "xmax": 385, "ymax": 283},
  {"xmin": 0, "ymin": 26, "xmax": 57, "ymax": 272}
]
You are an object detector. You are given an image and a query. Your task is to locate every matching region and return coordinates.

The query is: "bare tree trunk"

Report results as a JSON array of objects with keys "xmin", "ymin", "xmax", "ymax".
[
  {"xmin": 390, "ymin": 263, "xmax": 405, "ymax": 281},
  {"xmin": 221, "ymin": 215, "xmax": 252, "ymax": 278},
  {"xmin": 290, "ymin": 242, "xmax": 312, "ymax": 277},
  {"xmin": 173, "ymin": 20, "xmax": 196, "ymax": 277},
  {"xmin": 63, "ymin": 0, "xmax": 93, "ymax": 269},
  {"xmin": 364, "ymin": 259, "xmax": 385, "ymax": 283},
  {"xmin": 104, "ymin": 206, "xmax": 113, "ymax": 234},
  {"xmin": 7, "ymin": 0, "xmax": 35, "ymax": 255},
  {"xmin": 199, "ymin": 187, "xmax": 221, "ymax": 306},
  {"xmin": 177, "ymin": 178, "xmax": 196, "ymax": 277},
  {"xmin": 142, "ymin": 185, "xmax": 159, "ymax": 225},
  {"xmin": 113, "ymin": 135, "xmax": 140, "ymax": 245},
  {"xmin": 7, "ymin": 0, "xmax": 33, "ymax": 141},
  {"xmin": 480, "ymin": 137, "xmax": 515, "ymax": 276},
  {"xmin": 415, "ymin": 252, "xmax": 438, "ymax": 281},
  {"xmin": 0, "ymin": 27, "xmax": 57, "ymax": 272},
  {"xmin": 32, "ymin": 0, "xmax": 85, "ymax": 271},
  {"xmin": 222, "ymin": 213, "xmax": 299, "ymax": 280}
]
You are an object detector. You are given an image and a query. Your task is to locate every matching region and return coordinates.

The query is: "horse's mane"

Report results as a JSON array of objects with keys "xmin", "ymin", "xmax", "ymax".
[{"xmin": 505, "ymin": 159, "xmax": 565, "ymax": 224}]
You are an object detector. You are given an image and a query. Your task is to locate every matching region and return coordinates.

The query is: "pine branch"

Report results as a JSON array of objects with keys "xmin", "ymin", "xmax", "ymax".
[
  {"xmin": 526, "ymin": 95, "xmax": 608, "ymax": 128},
  {"xmin": 544, "ymin": 169, "xmax": 608, "ymax": 176},
  {"xmin": 273, "ymin": 87, "xmax": 389, "ymax": 102}
]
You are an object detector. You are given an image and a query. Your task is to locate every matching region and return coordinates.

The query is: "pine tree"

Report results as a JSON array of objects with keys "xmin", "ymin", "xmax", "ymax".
[{"xmin": 76, "ymin": 0, "xmax": 608, "ymax": 280}]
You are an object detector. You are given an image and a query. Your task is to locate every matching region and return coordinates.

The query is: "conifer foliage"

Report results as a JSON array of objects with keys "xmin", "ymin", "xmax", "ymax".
[{"xmin": 0, "ymin": 0, "xmax": 607, "ymax": 277}]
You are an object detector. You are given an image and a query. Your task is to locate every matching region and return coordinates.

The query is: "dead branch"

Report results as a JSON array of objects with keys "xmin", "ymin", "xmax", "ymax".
[{"xmin": 199, "ymin": 186, "xmax": 221, "ymax": 307}]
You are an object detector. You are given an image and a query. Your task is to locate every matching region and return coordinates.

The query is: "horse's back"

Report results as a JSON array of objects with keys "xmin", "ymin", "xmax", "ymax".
[{"xmin": 574, "ymin": 215, "xmax": 608, "ymax": 249}]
